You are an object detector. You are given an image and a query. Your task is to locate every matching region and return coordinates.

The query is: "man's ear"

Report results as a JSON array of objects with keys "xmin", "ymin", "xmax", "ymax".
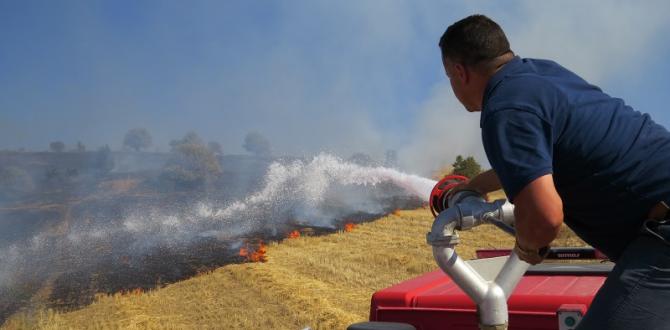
[{"xmin": 453, "ymin": 63, "xmax": 470, "ymax": 83}]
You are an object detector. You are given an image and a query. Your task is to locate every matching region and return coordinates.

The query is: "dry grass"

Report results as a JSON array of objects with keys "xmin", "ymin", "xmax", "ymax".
[{"xmin": 4, "ymin": 207, "xmax": 584, "ymax": 330}]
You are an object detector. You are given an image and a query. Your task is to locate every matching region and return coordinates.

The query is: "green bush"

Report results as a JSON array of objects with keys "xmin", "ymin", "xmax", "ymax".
[
  {"xmin": 452, "ymin": 155, "xmax": 482, "ymax": 179},
  {"xmin": 163, "ymin": 133, "xmax": 222, "ymax": 188}
]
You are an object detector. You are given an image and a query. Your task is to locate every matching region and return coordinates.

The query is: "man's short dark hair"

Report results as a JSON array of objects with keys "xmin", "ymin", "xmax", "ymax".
[{"xmin": 439, "ymin": 15, "xmax": 511, "ymax": 68}]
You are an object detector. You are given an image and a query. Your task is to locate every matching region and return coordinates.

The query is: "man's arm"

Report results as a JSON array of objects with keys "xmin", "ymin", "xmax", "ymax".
[
  {"xmin": 461, "ymin": 170, "xmax": 563, "ymax": 249},
  {"xmin": 513, "ymin": 174, "xmax": 564, "ymax": 251},
  {"xmin": 458, "ymin": 169, "xmax": 503, "ymax": 195}
]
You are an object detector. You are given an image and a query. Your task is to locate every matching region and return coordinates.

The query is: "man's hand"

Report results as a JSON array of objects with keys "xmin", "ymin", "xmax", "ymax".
[
  {"xmin": 448, "ymin": 181, "xmax": 477, "ymax": 197},
  {"xmin": 514, "ymin": 240, "xmax": 549, "ymax": 265},
  {"xmin": 453, "ymin": 169, "xmax": 503, "ymax": 197}
]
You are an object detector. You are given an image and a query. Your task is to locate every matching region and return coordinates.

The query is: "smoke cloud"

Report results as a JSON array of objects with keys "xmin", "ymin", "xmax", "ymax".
[{"xmin": 398, "ymin": 83, "xmax": 485, "ymax": 175}]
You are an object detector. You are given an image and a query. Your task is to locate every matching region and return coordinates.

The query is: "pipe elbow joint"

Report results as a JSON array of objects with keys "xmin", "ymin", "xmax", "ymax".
[
  {"xmin": 479, "ymin": 284, "xmax": 509, "ymax": 327},
  {"xmin": 427, "ymin": 195, "xmax": 505, "ymax": 247},
  {"xmin": 427, "ymin": 207, "xmax": 461, "ymax": 246}
]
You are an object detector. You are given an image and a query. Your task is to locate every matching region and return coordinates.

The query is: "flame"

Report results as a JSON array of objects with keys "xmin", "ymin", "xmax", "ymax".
[
  {"xmin": 288, "ymin": 230, "xmax": 300, "ymax": 239},
  {"xmin": 239, "ymin": 241, "xmax": 267, "ymax": 263},
  {"xmin": 250, "ymin": 241, "xmax": 267, "ymax": 262},
  {"xmin": 392, "ymin": 209, "xmax": 401, "ymax": 216},
  {"xmin": 344, "ymin": 222, "xmax": 356, "ymax": 232}
]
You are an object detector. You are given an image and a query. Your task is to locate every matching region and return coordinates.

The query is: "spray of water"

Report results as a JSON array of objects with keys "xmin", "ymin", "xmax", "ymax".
[{"xmin": 196, "ymin": 153, "xmax": 436, "ymax": 235}]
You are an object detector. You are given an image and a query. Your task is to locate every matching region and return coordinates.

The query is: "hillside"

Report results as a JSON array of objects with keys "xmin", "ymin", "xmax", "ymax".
[{"xmin": 4, "ymin": 207, "xmax": 585, "ymax": 329}]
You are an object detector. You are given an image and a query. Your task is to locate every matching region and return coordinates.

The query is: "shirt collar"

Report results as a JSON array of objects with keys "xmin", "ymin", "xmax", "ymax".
[{"xmin": 482, "ymin": 56, "xmax": 523, "ymax": 107}]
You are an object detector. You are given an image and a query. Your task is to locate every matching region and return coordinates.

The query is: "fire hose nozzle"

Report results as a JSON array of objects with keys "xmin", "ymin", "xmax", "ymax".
[
  {"xmin": 426, "ymin": 191, "xmax": 514, "ymax": 247},
  {"xmin": 429, "ymin": 175, "xmax": 469, "ymax": 217}
]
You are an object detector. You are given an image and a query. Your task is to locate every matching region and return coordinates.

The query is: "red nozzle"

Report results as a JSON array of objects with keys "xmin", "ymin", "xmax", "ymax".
[{"xmin": 429, "ymin": 174, "xmax": 469, "ymax": 217}]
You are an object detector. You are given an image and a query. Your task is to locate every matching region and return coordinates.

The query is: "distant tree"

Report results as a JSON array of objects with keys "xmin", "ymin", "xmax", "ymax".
[
  {"xmin": 169, "ymin": 131, "xmax": 203, "ymax": 151},
  {"xmin": 208, "ymin": 141, "xmax": 223, "ymax": 156},
  {"xmin": 123, "ymin": 128, "xmax": 152, "ymax": 152},
  {"xmin": 94, "ymin": 145, "xmax": 115, "ymax": 173},
  {"xmin": 451, "ymin": 155, "xmax": 482, "ymax": 179},
  {"xmin": 243, "ymin": 132, "xmax": 271, "ymax": 157},
  {"xmin": 45, "ymin": 168, "xmax": 61, "ymax": 181},
  {"xmin": 163, "ymin": 132, "xmax": 222, "ymax": 188},
  {"xmin": 76, "ymin": 141, "xmax": 86, "ymax": 152},
  {"xmin": 49, "ymin": 141, "xmax": 65, "ymax": 152},
  {"xmin": 0, "ymin": 166, "xmax": 34, "ymax": 196}
]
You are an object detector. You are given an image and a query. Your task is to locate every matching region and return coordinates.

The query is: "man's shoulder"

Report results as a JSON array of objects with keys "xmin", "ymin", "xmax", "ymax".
[
  {"xmin": 482, "ymin": 75, "xmax": 562, "ymax": 127},
  {"xmin": 489, "ymin": 74, "xmax": 558, "ymax": 101},
  {"xmin": 488, "ymin": 57, "xmax": 585, "ymax": 100},
  {"xmin": 483, "ymin": 58, "xmax": 588, "ymax": 121}
]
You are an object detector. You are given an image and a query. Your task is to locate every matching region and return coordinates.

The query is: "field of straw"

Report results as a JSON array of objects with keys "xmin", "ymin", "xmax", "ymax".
[{"xmin": 4, "ymin": 201, "xmax": 585, "ymax": 329}]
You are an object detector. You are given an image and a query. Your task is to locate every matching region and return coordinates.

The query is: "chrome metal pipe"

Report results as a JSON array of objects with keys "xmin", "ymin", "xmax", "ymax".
[
  {"xmin": 431, "ymin": 245, "xmax": 488, "ymax": 303},
  {"xmin": 427, "ymin": 194, "xmax": 528, "ymax": 329}
]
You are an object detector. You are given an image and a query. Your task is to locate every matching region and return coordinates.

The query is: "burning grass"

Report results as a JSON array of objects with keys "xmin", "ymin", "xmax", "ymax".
[
  {"xmin": 238, "ymin": 241, "xmax": 268, "ymax": 263},
  {"xmin": 4, "ymin": 206, "xmax": 585, "ymax": 329}
]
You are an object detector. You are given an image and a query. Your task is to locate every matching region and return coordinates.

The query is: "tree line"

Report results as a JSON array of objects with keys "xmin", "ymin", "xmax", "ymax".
[
  {"xmin": 0, "ymin": 129, "xmax": 277, "ymax": 198},
  {"xmin": 45, "ymin": 128, "xmax": 272, "ymax": 157}
]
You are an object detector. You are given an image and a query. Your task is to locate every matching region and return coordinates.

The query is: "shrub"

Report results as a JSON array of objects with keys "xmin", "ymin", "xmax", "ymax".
[
  {"xmin": 243, "ymin": 132, "xmax": 271, "ymax": 157},
  {"xmin": 452, "ymin": 155, "xmax": 482, "ymax": 179},
  {"xmin": 163, "ymin": 133, "xmax": 222, "ymax": 189},
  {"xmin": 123, "ymin": 128, "xmax": 152, "ymax": 152}
]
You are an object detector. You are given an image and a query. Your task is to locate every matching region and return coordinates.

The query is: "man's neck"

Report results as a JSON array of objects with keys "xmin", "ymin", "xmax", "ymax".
[
  {"xmin": 471, "ymin": 53, "xmax": 515, "ymax": 111},
  {"xmin": 486, "ymin": 52, "xmax": 515, "ymax": 78}
]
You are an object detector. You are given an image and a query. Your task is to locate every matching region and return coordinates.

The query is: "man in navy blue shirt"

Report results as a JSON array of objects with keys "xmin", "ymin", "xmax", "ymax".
[{"xmin": 438, "ymin": 15, "xmax": 670, "ymax": 329}]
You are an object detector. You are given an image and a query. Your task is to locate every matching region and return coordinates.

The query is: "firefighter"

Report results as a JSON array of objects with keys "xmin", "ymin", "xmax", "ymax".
[{"xmin": 437, "ymin": 15, "xmax": 670, "ymax": 329}]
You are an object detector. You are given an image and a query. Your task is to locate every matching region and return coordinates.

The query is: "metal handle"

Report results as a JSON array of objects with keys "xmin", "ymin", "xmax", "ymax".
[{"xmin": 427, "ymin": 195, "xmax": 528, "ymax": 329}]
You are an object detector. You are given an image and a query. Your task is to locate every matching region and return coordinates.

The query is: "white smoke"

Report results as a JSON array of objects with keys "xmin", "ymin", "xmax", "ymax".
[{"xmin": 399, "ymin": 83, "xmax": 485, "ymax": 175}]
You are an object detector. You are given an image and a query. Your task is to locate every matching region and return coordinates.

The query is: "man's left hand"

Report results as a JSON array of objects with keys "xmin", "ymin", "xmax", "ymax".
[{"xmin": 514, "ymin": 240, "xmax": 549, "ymax": 265}]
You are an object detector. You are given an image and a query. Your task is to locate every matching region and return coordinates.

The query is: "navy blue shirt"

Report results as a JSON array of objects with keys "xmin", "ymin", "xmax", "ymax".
[{"xmin": 481, "ymin": 56, "xmax": 670, "ymax": 260}]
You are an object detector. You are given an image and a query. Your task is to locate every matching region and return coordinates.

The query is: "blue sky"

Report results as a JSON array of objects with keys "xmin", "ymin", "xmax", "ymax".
[{"xmin": 1, "ymin": 1, "xmax": 669, "ymax": 174}]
